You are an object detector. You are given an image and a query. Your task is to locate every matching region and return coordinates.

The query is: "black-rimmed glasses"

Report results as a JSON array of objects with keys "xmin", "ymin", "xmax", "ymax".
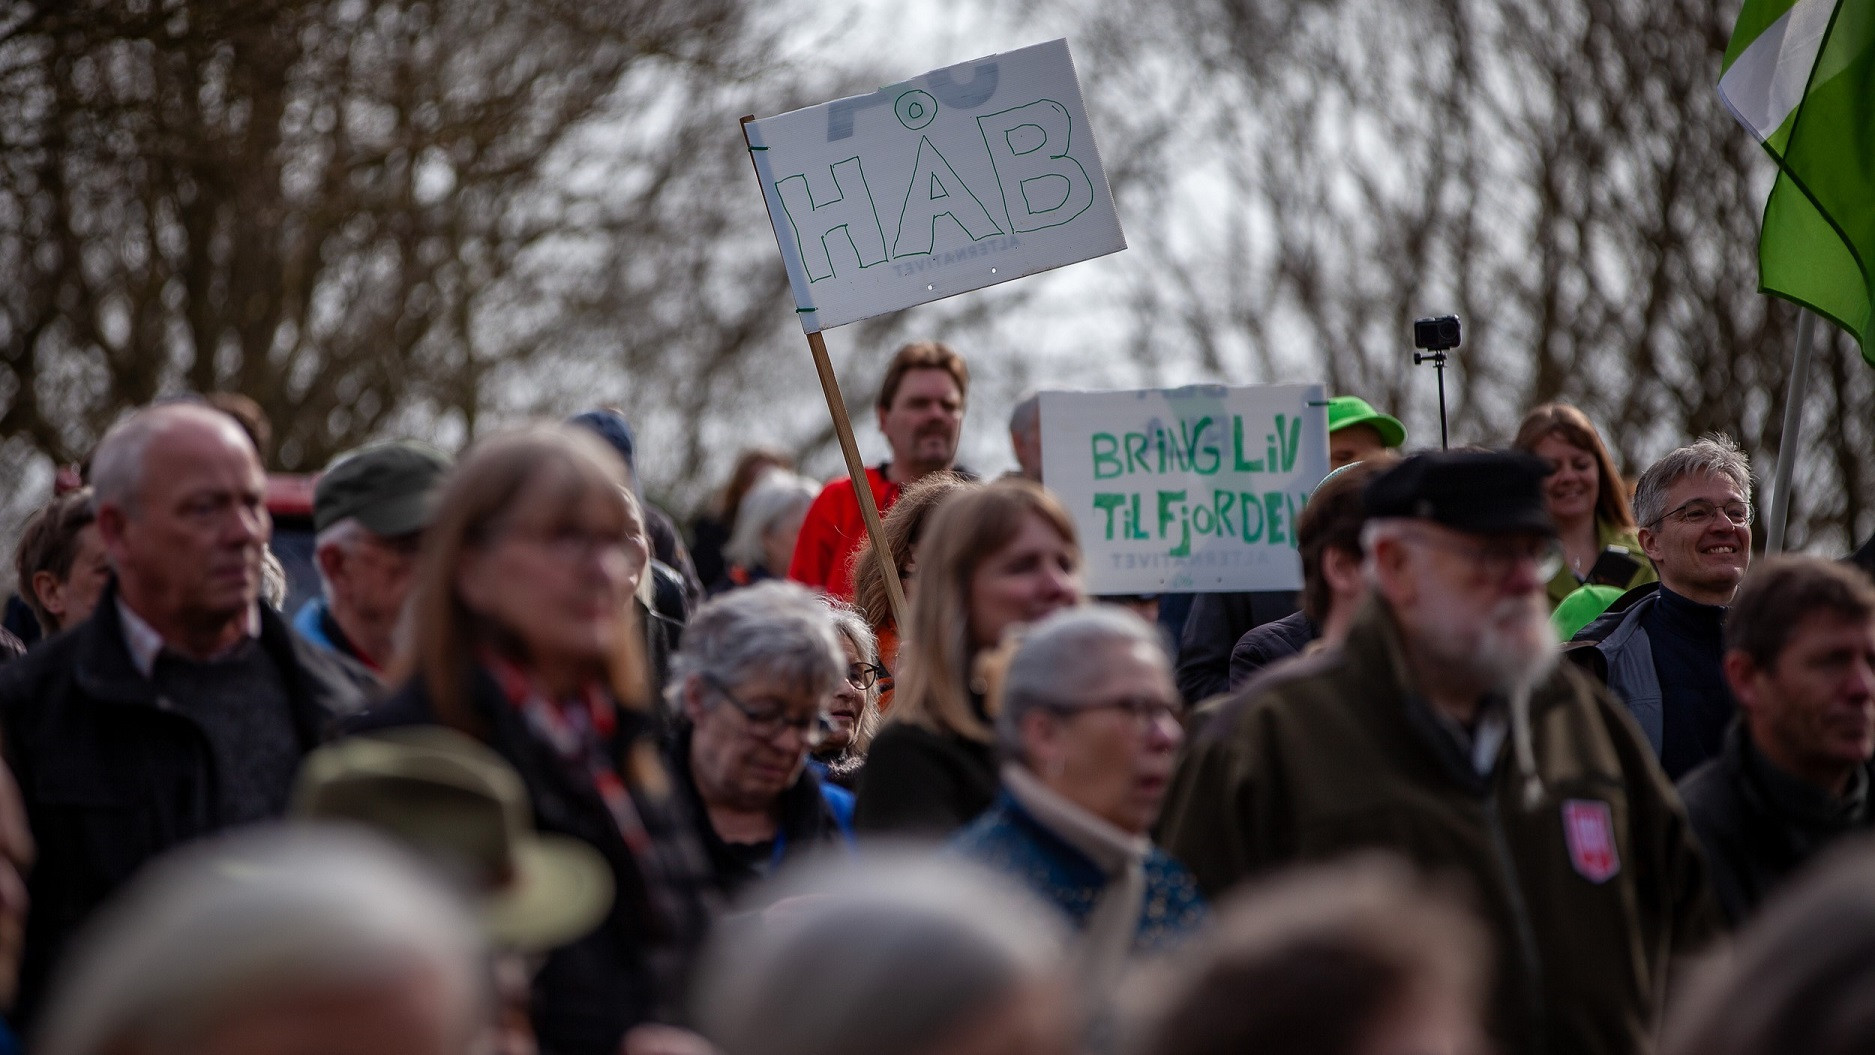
[
  {"xmin": 846, "ymin": 662, "xmax": 888, "ymax": 691},
  {"xmin": 705, "ymin": 675, "xmax": 833, "ymax": 748}
]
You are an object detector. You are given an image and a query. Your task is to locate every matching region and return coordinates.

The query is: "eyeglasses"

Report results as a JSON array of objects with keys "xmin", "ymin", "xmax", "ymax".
[
  {"xmin": 705, "ymin": 675, "xmax": 832, "ymax": 748},
  {"xmin": 498, "ymin": 521, "xmax": 639, "ymax": 565},
  {"xmin": 1403, "ymin": 529, "xmax": 1565, "ymax": 583},
  {"xmin": 1646, "ymin": 498, "xmax": 1753, "ymax": 531},
  {"xmin": 845, "ymin": 662, "xmax": 888, "ymax": 690},
  {"xmin": 1044, "ymin": 695, "xmax": 1185, "ymax": 730}
]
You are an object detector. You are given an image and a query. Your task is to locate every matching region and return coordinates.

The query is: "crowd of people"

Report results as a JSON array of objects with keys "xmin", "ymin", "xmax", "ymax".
[{"xmin": 0, "ymin": 337, "xmax": 1871, "ymax": 1055}]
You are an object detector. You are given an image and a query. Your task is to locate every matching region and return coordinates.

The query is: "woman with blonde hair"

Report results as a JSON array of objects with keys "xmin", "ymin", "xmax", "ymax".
[
  {"xmin": 854, "ymin": 478, "xmax": 1083, "ymax": 835},
  {"xmin": 344, "ymin": 423, "xmax": 713, "ymax": 1055},
  {"xmin": 1513, "ymin": 402, "xmax": 1656, "ymax": 610}
]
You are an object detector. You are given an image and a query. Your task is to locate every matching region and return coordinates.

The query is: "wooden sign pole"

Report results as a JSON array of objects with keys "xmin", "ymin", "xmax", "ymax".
[{"xmin": 741, "ymin": 115, "xmax": 911, "ymax": 633}]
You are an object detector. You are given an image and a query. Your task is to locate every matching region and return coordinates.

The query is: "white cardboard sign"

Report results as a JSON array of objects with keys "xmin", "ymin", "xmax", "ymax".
[
  {"xmin": 1040, "ymin": 384, "xmax": 1331, "ymax": 595},
  {"xmin": 745, "ymin": 39, "xmax": 1125, "ymax": 332}
]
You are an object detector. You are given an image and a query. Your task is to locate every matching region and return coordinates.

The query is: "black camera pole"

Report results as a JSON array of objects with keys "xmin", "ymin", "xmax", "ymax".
[{"xmin": 1413, "ymin": 349, "xmax": 1450, "ymax": 449}]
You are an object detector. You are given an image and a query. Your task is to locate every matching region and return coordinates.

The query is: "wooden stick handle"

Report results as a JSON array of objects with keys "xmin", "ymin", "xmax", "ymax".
[{"xmin": 805, "ymin": 331, "xmax": 912, "ymax": 632}]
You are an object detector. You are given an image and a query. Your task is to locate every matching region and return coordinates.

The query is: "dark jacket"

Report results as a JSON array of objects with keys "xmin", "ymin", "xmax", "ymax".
[
  {"xmin": 854, "ymin": 721, "xmax": 998, "ymax": 836},
  {"xmin": 1159, "ymin": 599, "xmax": 1717, "ymax": 1055},
  {"xmin": 1677, "ymin": 723, "xmax": 1875, "ymax": 927},
  {"xmin": 344, "ymin": 671, "xmax": 717, "ymax": 1055},
  {"xmin": 0, "ymin": 584, "xmax": 371, "ymax": 1029},
  {"xmin": 668, "ymin": 724, "xmax": 852, "ymax": 896},
  {"xmin": 1174, "ymin": 590, "xmax": 1300, "ymax": 704},
  {"xmin": 1227, "ymin": 610, "xmax": 1318, "ymax": 691}
]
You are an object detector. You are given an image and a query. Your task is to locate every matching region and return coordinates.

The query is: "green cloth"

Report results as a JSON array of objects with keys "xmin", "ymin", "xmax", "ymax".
[
  {"xmin": 1553, "ymin": 585, "xmax": 1627, "ymax": 642},
  {"xmin": 1325, "ymin": 396, "xmax": 1406, "ymax": 447},
  {"xmin": 1543, "ymin": 520, "xmax": 1656, "ymax": 610},
  {"xmin": 1719, "ymin": 0, "xmax": 1875, "ymax": 362}
]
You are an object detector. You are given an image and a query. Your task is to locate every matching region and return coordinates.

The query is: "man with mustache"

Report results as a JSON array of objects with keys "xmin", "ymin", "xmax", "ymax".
[
  {"xmin": 1677, "ymin": 556, "xmax": 1875, "ymax": 927},
  {"xmin": 1571, "ymin": 436, "xmax": 1755, "ymax": 779},
  {"xmin": 1159, "ymin": 451, "xmax": 1715, "ymax": 1055},
  {"xmin": 789, "ymin": 340, "xmax": 971, "ymax": 600},
  {"xmin": 0, "ymin": 403, "xmax": 371, "ymax": 1032}
]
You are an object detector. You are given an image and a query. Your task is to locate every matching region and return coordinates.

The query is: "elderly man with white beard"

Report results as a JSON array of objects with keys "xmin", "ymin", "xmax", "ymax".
[{"xmin": 1158, "ymin": 451, "xmax": 1717, "ymax": 1055}]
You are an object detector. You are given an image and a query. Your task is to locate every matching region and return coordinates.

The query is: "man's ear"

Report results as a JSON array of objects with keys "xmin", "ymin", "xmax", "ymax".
[
  {"xmin": 314, "ymin": 543, "xmax": 347, "ymax": 589},
  {"xmin": 1722, "ymin": 649, "xmax": 1760, "ymax": 716},
  {"xmin": 1322, "ymin": 546, "xmax": 1364, "ymax": 596},
  {"xmin": 876, "ymin": 403, "xmax": 891, "ymax": 434},
  {"xmin": 1368, "ymin": 535, "xmax": 1413, "ymax": 608},
  {"xmin": 1637, "ymin": 524, "xmax": 1665, "ymax": 563},
  {"xmin": 94, "ymin": 503, "xmax": 129, "ymax": 556},
  {"xmin": 1020, "ymin": 708, "xmax": 1061, "ymax": 776},
  {"xmin": 30, "ymin": 570, "xmax": 63, "ymax": 620}
]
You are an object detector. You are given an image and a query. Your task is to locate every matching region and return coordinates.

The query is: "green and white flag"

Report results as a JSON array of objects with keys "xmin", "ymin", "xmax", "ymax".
[{"xmin": 1719, "ymin": 0, "xmax": 1875, "ymax": 364}]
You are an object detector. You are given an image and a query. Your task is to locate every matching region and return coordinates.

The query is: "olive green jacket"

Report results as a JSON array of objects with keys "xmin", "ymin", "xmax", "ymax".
[
  {"xmin": 1545, "ymin": 520, "xmax": 1656, "ymax": 610},
  {"xmin": 1158, "ymin": 600, "xmax": 1716, "ymax": 1055}
]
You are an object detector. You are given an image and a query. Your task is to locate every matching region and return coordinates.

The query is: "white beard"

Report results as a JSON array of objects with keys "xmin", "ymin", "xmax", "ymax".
[{"xmin": 1421, "ymin": 592, "xmax": 1560, "ymax": 697}]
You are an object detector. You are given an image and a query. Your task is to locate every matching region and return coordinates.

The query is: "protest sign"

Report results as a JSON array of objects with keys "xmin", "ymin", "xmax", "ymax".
[
  {"xmin": 743, "ymin": 38, "xmax": 1124, "ymax": 333},
  {"xmin": 1040, "ymin": 384, "xmax": 1330, "ymax": 594}
]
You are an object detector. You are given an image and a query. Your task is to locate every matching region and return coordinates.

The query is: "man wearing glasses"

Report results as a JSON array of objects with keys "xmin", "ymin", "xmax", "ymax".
[
  {"xmin": 1159, "ymin": 451, "xmax": 1715, "ymax": 1055},
  {"xmin": 1571, "ymin": 436, "xmax": 1755, "ymax": 779}
]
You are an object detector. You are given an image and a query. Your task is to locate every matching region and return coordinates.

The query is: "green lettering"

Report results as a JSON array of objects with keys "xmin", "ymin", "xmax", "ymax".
[
  {"xmin": 1232, "ymin": 416, "xmax": 1263, "ymax": 472},
  {"xmin": 1187, "ymin": 417, "xmax": 1219, "ymax": 474},
  {"xmin": 1279, "ymin": 413, "xmax": 1303, "ymax": 473},
  {"xmin": 1240, "ymin": 491, "xmax": 1263, "ymax": 542},
  {"xmin": 1091, "ymin": 434, "xmax": 1122, "ymax": 480},
  {"xmin": 1213, "ymin": 489, "xmax": 1236, "ymax": 538},
  {"xmin": 1127, "ymin": 492, "xmax": 1150, "ymax": 539},
  {"xmin": 1157, "ymin": 490, "xmax": 1186, "ymax": 541},
  {"xmin": 1124, "ymin": 432, "xmax": 1149, "ymax": 475},
  {"xmin": 1265, "ymin": 492, "xmax": 1286, "ymax": 545},
  {"xmin": 1093, "ymin": 493, "xmax": 1125, "ymax": 539}
]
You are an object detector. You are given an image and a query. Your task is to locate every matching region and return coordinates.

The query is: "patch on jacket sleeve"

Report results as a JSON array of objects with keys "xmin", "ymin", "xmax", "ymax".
[{"xmin": 1562, "ymin": 799, "xmax": 1620, "ymax": 883}]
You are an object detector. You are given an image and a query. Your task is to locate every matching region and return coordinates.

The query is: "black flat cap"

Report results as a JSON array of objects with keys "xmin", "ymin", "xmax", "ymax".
[{"xmin": 1363, "ymin": 451, "xmax": 1556, "ymax": 536}]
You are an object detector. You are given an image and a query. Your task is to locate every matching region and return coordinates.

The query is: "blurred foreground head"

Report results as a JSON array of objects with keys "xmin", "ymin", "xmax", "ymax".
[
  {"xmin": 1665, "ymin": 841, "xmax": 1875, "ymax": 1055},
  {"xmin": 1132, "ymin": 855, "xmax": 1491, "ymax": 1055},
  {"xmin": 35, "ymin": 827, "xmax": 488, "ymax": 1055},
  {"xmin": 695, "ymin": 852, "xmax": 1075, "ymax": 1055}
]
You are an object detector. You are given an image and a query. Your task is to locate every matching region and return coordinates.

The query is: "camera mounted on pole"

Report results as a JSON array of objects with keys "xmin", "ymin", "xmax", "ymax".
[{"xmin": 1412, "ymin": 315, "xmax": 1460, "ymax": 449}]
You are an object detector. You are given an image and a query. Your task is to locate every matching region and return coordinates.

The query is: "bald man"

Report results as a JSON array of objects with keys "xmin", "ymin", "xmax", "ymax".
[{"xmin": 0, "ymin": 403, "xmax": 370, "ymax": 1030}]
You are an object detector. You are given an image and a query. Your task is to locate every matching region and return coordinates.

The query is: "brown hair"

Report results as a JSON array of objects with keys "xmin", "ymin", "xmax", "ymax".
[
  {"xmin": 13, "ymin": 488, "xmax": 98, "ymax": 634},
  {"xmin": 1725, "ymin": 556, "xmax": 1875, "ymax": 670},
  {"xmin": 393, "ymin": 425, "xmax": 649, "ymax": 735},
  {"xmin": 1512, "ymin": 403, "xmax": 1634, "ymax": 529},
  {"xmin": 205, "ymin": 392, "xmax": 273, "ymax": 462},
  {"xmin": 849, "ymin": 471, "xmax": 975, "ymax": 631},
  {"xmin": 876, "ymin": 340, "xmax": 969, "ymax": 411},
  {"xmin": 1295, "ymin": 458, "xmax": 1394, "ymax": 624},
  {"xmin": 1134, "ymin": 855, "xmax": 1490, "ymax": 1055},
  {"xmin": 888, "ymin": 479, "xmax": 1078, "ymax": 743},
  {"xmin": 718, "ymin": 448, "xmax": 794, "ymax": 526}
]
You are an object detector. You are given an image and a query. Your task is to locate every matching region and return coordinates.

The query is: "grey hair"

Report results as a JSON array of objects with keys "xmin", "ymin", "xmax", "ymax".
[
  {"xmin": 312, "ymin": 517, "xmax": 367, "ymax": 601},
  {"xmin": 1633, "ymin": 434, "xmax": 1753, "ymax": 529},
  {"xmin": 1009, "ymin": 393, "xmax": 1041, "ymax": 435},
  {"xmin": 90, "ymin": 404, "xmax": 251, "ymax": 514},
  {"xmin": 695, "ymin": 851, "xmax": 1068, "ymax": 1055},
  {"xmin": 822, "ymin": 596, "xmax": 883, "ymax": 752},
  {"xmin": 665, "ymin": 580, "xmax": 845, "ymax": 714},
  {"xmin": 993, "ymin": 604, "xmax": 1169, "ymax": 764},
  {"xmin": 35, "ymin": 826, "xmax": 488, "ymax": 1055},
  {"xmin": 724, "ymin": 472, "xmax": 819, "ymax": 572}
]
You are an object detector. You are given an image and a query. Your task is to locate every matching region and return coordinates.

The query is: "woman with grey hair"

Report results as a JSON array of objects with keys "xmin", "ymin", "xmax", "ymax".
[
  {"xmin": 951, "ymin": 605, "xmax": 1205, "ymax": 996},
  {"xmin": 668, "ymin": 581, "xmax": 855, "ymax": 894},
  {"xmin": 811, "ymin": 598, "xmax": 885, "ymax": 790},
  {"xmin": 713, "ymin": 472, "xmax": 819, "ymax": 594},
  {"xmin": 695, "ymin": 852, "xmax": 1076, "ymax": 1055}
]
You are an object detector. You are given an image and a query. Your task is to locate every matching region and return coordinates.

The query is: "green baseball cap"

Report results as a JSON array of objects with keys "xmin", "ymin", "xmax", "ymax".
[
  {"xmin": 292, "ymin": 727, "xmax": 614, "ymax": 953},
  {"xmin": 314, "ymin": 441, "xmax": 452, "ymax": 535},
  {"xmin": 1326, "ymin": 396, "xmax": 1407, "ymax": 448}
]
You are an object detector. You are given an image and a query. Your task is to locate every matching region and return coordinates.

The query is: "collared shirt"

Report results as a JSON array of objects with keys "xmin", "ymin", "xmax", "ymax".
[{"xmin": 116, "ymin": 599, "xmax": 262, "ymax": 678}]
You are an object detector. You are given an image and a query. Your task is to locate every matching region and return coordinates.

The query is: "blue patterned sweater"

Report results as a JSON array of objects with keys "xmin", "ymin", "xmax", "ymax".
[{"xmin": 950, "ymin": 791, "xmax": 1206, "ymax": 953}]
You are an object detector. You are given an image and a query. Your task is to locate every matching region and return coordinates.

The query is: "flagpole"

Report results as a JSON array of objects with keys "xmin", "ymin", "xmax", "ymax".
[{"xmin": 1765, "ymin": 308, "xmax": 1816, "ymax": 554}]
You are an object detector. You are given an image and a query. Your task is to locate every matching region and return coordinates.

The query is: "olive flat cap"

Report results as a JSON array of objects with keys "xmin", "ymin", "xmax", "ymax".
[{"xmin": 314, "ymin": 440, "xmax": 452, "ymax": 535}]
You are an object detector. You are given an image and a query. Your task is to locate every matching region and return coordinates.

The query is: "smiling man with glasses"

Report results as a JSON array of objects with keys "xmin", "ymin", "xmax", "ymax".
[
  {"xmin": 1571, "ymin": 435, "xmax": 1755, "ymax": 780},
  {"xmin": 1160, "ymin": 450, "xmax": 1717, "ymax": 1055}
]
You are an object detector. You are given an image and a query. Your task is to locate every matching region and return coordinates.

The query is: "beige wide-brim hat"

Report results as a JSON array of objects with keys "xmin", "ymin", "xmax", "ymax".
[{"xmin": 293, "ymin": 726, "xmax": 614, "ymax": 953}]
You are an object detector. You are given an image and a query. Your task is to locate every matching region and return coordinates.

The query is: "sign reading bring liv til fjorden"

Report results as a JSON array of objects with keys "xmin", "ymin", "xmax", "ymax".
[
  {"xmin": 746, "ymin": 39, "xmax": 1125, "ymax": 332},
  {"xmin": 1041, "ymin": 384, "xmax": 1330, "ymax": 595}
]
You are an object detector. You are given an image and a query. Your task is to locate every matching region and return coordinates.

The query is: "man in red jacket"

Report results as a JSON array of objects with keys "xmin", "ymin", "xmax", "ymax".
[{"xmin": 789, "ymin": 340, "xmax": 969, "ymax": 599}]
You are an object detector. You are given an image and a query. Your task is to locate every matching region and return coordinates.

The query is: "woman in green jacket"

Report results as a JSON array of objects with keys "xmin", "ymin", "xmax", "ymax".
[{"xmin": 1514, "ymin": 403, "xmax": 1656, "ymax": 610}]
